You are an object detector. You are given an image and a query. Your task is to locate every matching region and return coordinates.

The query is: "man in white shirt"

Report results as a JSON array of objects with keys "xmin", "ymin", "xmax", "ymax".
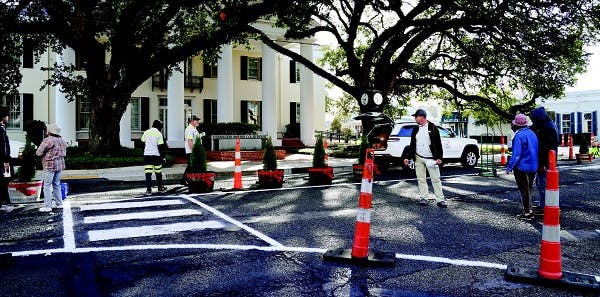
[
  {"xmin": 142, "ymin": 120, "xmax": 166, "ymax": 194},
  {"xmin": 403, "ymin": 109, "xmax": 447, "ymax": 208},
  {"xmin": 181, "ymin": 116, "xmax": 205, "ymax": 184}
]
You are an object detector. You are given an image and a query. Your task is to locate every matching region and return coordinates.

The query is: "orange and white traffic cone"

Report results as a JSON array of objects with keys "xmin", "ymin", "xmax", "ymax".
[
  {"xmin": 500, "ymin": 135, "xmax": 507, "ymax": 166},
  {"xmin": 351, "ymin": 148, "xmax": 375, "ymax": 259},
  {"xmin": 560, "ymin": 134, "xmax": 565, "ymax": 147},
  {"xmin": 322, "ymin": 149, "xmax": 395, "ymax": 267},
  {"xmin": 568, "ymin": 134, "xmax": 574, "ymax": 160},
  {"xmin": 539, "ymin": 150, "xmax": 561, "ymax": 279},
  {"xmin": 233, "ymin": 138, "xmax": 242, "ymax": 190}
]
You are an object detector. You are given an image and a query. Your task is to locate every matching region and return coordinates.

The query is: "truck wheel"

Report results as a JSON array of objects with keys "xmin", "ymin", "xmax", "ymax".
[{"xmin": 461, "ymin": 147, "xmax": 479, "ymax": 168}]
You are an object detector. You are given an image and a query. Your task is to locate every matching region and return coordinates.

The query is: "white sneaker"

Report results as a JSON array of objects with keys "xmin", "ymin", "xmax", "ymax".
[
  {"xmin": 39, "ymin": 207, "xmax": 52, "ymax": 212},
  {"xmin": 53, "ymin": 204, "xmax": 63, "ymax": 209}
]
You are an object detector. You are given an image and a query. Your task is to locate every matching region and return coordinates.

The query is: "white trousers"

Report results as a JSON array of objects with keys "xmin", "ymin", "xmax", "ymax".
[{"xmin": 414, "ymin": 155, "xmax": 445, "ymax": 202}]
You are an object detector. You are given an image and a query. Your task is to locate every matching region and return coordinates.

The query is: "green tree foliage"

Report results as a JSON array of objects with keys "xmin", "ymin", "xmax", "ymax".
[
  {"xmin": 189, "ymin": 137, "xmax": 207, "ymax": 173},
  {"xmin": 312, "ymin": 134, "xmax": 326, "ymax": 168},
  {"xmin": 329, "ymin": 116, "xmax": 342, "ymax": 133},
  {"xmin": 262, "ymin": 136, "xmax": 277, "ymax": 170},
  {"xmin": 1, "ymin": 1, "xmax": 312, "ymax": 155},
  {"xmin": 258, "ymin": 1, "xmax": 600, "ymax": 120}
]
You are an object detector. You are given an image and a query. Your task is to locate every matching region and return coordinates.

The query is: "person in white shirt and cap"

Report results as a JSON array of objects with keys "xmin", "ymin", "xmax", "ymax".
[{"xmin": 403, "ymin": 109, "xmax": 447, "ymax": 208}]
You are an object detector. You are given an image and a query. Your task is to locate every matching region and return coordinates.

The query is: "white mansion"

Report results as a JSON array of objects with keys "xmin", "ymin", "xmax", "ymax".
[{"xmin": 6, "ymin": 20, "xmax": 326, "ymax": 149}]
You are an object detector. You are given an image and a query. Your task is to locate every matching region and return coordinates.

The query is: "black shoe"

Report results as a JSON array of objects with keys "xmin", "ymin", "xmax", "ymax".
[
  {"xmin": 516, "ymin": 212, "xmax": 534, "ymax": 221},
  {"xmin": 532, "ymin": 206, "xmax": 544, "ymax": 214},
  {"xmin": 145, "ymin": 189, "xmax": 152, "ymax": 195},
  {"xmin": 158, "ymin": 186, "xmax": 167, "ymax": 193},
  {"xmin": 419, "ymin": 198, "xmax": 428, "ymax": 206},
  {"xmin": 436, "ymin": 201, "xmax": 448, "ymax": 208}
]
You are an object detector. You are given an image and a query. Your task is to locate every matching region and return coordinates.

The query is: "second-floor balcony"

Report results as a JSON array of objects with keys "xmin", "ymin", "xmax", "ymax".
[{"xmin": 152, "ymin": 74, "xmax": 204, "ymax": 93}]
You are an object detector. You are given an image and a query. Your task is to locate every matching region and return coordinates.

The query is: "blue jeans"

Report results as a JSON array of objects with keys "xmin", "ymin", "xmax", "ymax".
[
  {"xmin": 535, "ymin": 171, "xmax": 546, "ymax": 207},
  {"xmin": 42, "ymin": 170, "xmax": 63, "ymax": 208}
]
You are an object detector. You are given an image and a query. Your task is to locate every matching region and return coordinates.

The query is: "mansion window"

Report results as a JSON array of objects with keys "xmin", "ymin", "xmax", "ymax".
[
  {"xmin": 561, "ymin": 113, "xmax": 571, "ymax": 134},
  {"xmin": 240, "ymin": 56, "xmax": 262, "ymax": 80},
  {"xmin": 1, "ymin": 93, "xmax": 33, "ymax": 130},
  {"xmin": 204, "ymin": 64, "xmax": 218, "ymax": 78},
  {"xmin": 130, "ymin": 97, "xmax": 142, "ymax": 131},
  {"xmin": 203, "ymin": 99, "xmax": 217, "ymax": 123},
  {"xmin": 77, "ymin": 96, "xmax": 91, "ymax": 130},
  {"xmin": 289, "ymin": 61, "xmax": 300, "ymax": 83},
  {"xmin": 241, "ymin": 100, "xmax": 261, "ymax": 127}
]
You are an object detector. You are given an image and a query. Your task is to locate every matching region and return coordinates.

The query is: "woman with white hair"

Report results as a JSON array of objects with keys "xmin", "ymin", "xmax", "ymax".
[{"xmin": 36, "ymin": 123, "xmax": 67, "ymax": 212}]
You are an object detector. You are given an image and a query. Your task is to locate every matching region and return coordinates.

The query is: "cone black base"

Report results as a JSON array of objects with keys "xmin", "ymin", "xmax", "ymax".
[
  {"xmin": 505, "ymin": 265, "xmax": 600, "ymax": 292},
  {"xmin": 322, "ymin": 248, "xmax": 395, "ymax": 267}
]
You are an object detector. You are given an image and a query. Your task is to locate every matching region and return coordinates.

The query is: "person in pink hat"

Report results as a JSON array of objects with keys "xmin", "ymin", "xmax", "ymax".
[{"xmin": 506, "ymin": 113, "xmax": 538, "ymax": 221}]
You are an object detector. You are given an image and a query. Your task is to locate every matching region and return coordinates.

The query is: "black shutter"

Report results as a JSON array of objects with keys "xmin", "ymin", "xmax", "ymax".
[
  {"xmin": 289, "ymin": 61, "xmax": 296, "ymax": 83},
  {"xmin": 141, "ymin": 97, "xmax": 149, "ymax": 130},
  {"xmin": 240, "ymin": 56, "xmax": 248, "ymax": 80},
  {"xmin": 203, "ymin": 99, "xmax": 211, "ymax": 123},
  {"xmin": 203, "ymin": 63, "xmax": 209, "ymax": 77},
  {"xmin": 259, "ymin": 58, "xmax": 262, "ymax": 81},
  {"xmin": 22, "ymin": 39, "xmax": 34, "ymax": 68},
  {"xmin": 241, "ymin": 100, "xmax": 248, "ymax": 123},
  {"xmin": 23, "ymin": 93, "xmax": 33, "ymax": 124},
  {"xmin": 290, "ymin": 102, "xmax": 296, "ymax": 124}
]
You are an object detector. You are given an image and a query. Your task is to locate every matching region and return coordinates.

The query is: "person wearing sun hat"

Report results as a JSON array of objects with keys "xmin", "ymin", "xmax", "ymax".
[
  {"xmin": 506, "ymin": 113, "xmax": 538, "ymax": 221},
  {"xmin": 36, "ymin": 123, "xmax": 68, "ymax": 212}
]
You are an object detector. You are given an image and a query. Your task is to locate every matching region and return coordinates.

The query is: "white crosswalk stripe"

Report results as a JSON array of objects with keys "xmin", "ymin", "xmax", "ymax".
[
  {"xmin": 84, "ymin": 209, "xmax": 202, "ymax": 224},
  {"xmin": 88, "ymin": 221, "xmax": 226, "ymax": 241},
  {"xmin": 79, "ymin": 200, "xmax": 183, "ymax": 211}
]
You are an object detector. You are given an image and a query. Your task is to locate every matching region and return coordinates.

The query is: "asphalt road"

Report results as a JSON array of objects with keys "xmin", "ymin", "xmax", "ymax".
[{"xmin": 1, "ymin": 160, "xmax": 599, "ymax": 296}]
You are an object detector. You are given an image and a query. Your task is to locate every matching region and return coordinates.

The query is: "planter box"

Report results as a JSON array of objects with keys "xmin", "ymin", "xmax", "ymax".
[
  {"xmin": 8, "ymin": 180, "xmax": 43, "ymax": 204},
  {"xmin": 185, "ymin": 172, "xmax": 217, "ymax": 193},
  {"xmin": 257, "ymin": 169, "xmax": 284, "ymax": 188},
  {"xmin": 307, "ymin": 166, "xmax": 334, "ymax": 185}
]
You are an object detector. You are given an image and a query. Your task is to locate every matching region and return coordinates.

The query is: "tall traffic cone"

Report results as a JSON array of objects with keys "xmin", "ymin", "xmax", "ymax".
[
  {"xmin": 568, "ymin": 134, "xmax": 574, "ymax": 160},
  {"xmin": 322, "ymin": 149, "xmax": 395, "ymax": 267},
  {"xmin": 539, "ymin": 150, "xmax": 561, "ymax": 279},
  {"xmin": 560, "ymin": 134, "xmax": 565, "ymax": 147},
  {"xmin": 500, "ymin": 135, "xmax": 507, "ymax": 166},
  {"xmin": 505, "ymin": 150, "xmax": 600, "ymax": 291},
  {"xmin": 233, "ymin": 137, "xmax": 242, "ymax": 190}
]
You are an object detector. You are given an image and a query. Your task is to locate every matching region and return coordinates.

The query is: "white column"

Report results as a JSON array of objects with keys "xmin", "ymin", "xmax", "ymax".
[
  {"xmin": 167, "ymin": 62, "xmax": 185, "ymax": 148},
  {"xmin": 261, "ymin": 43, "xmax": 280, "ymax": 145},
  {"xmin": 119, "ymin": 103, "xmax": 134, "ymax": 148},
  {"xmin": 300, "ymin": 43, "xmax": 315, "ymax": 146},
  {"xmin": 54, "ymin": 49, "xmax": 77, "ymax": 146},
  {"xmin": 217, "ymin": 44, "xmax": 234, "ymax": 122},
  {"xmin": 312, "ymin": 48, "xmax": 326, "ymax": 133}
]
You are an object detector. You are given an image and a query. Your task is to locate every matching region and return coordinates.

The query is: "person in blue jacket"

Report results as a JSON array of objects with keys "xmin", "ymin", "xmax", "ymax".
[{"xmin": 506, "ymin": 113, "xmax": 539, "ymax": 221}]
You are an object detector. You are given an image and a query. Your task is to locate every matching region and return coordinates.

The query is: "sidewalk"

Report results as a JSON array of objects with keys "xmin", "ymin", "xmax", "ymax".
[{"xmin": 54, "ymin": 154, "xmax": 357, "ymax": 182}]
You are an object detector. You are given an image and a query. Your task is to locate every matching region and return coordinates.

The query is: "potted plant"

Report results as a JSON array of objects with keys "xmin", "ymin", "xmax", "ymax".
[
  {"xmin": 184, "ymin": 137, "xmax": 217, "ymax": 192},
  {"xmin": 8, "ymin": 132, "xmax": 43, "ymax": 203},
  {"xmin": 257, "ymin": 137, "xmax": 284, "ymax": 188},
  {"xmin": 576, "ymin": 134, "xmax": 591, "ymax": 164},
  {"xmin": 307, "ymin": 134, "xmax": 334, "ymax": 185}
]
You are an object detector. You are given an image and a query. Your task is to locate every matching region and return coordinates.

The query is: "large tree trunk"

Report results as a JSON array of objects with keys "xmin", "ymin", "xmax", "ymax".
[{"xmin": 88, "ymin": 92, "xmax": 127, "ymax": 156}]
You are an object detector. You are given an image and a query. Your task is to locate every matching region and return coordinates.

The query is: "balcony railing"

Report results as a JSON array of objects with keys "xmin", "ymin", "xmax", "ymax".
[{"xmin": 151, "ymin": 74, "xmax": 204, "ymax": 93}]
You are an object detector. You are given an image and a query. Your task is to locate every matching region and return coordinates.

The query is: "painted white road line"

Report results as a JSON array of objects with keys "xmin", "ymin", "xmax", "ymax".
[
  {"xmin": 395, "ymin": 253, "xmax": 507, "ymax": 270},
  {"xmin": 62, "ymin": 200, "xmax": 76, "ymax": 252},
  {"xmin": 9, "ymin": 243, "xmax": 511, "ymax": 271},
  {"xmin": 79, "ymin": 200, "xmax": 183, "ymax": 211},
  {"xmin": 87, "ymin": 221, "xmax": 225, "ymax": 241},
  {"xmin": 84, "ymin": 209, "xmax": 202, "ymax": 224},
  {"xmin": 182, "ymin": 194, "xmax": 285, "ymax": 247}
]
